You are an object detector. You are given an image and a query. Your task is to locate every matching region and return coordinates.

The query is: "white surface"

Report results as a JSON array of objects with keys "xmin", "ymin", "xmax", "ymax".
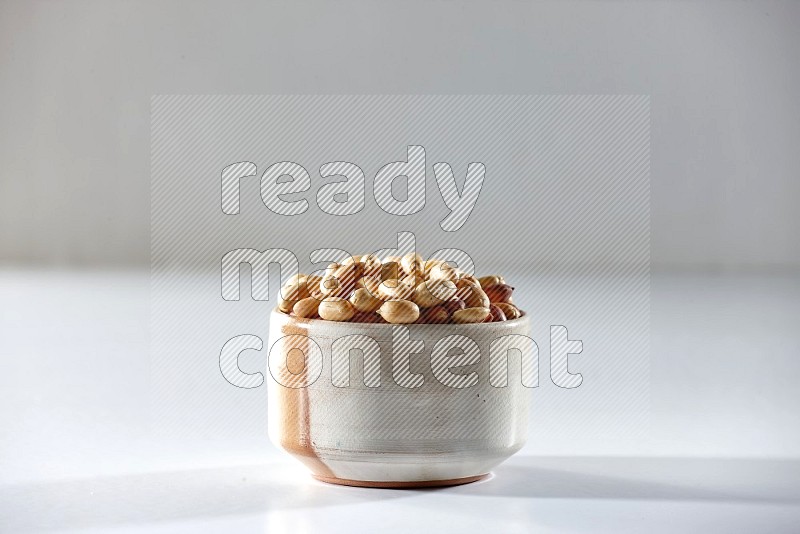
[
  {"xmin": 1, "ymin": 270, "xmax": 800, "ymax": 532},
  {"xmin": 2, "ymin": 0, "xmax": 800, "ymax": 269},
  {"xmin": 3, "ymin": 457, "xmax": 800, "ymax": 534}
]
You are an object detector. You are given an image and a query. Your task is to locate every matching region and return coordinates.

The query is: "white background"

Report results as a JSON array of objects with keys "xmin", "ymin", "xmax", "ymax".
[{"xmin": 1, "ymin": 0, "xmax": 799, "ymax": 269}]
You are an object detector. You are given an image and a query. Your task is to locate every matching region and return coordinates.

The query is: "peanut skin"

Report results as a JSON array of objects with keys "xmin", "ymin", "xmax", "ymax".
[
  {"xmin": 443, "ymin": 298, "xmax": 467, "ymax": 317},
  {"xmin": 488, "ymin": 304, "xmax": 507, "ymax": 322},
  {"xmin": 418, "ymin": 305, "xmax": 449, "ymax": 324},
  {"xmin": 484, "ymin": 283, "xmax": 514, "ymax": 303}
]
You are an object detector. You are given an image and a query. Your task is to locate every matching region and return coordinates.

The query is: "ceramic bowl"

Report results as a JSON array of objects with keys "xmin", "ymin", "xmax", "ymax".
[{"xmin": 267, "ymin": 309, "xmax": 533, "ymax": 488}]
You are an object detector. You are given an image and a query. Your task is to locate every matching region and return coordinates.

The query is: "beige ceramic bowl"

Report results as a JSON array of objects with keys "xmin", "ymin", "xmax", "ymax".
[{"xmin": 267, "ymin": 309, "xmax": 533, "ymax": 488}]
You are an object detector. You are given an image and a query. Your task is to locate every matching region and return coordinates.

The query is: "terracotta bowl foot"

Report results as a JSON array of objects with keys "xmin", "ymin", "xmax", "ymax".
[{"xmin": 312, "ymin": 473, "xmax": 488, "ymax": 488}]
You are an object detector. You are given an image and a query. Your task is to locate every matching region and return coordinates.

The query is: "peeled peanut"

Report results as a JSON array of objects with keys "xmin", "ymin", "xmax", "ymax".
[
  {"xmin": 278, "ymin": 276, "xmax": 306, "ymax": 311},
  {"xmin": 473, "ymin": 289, "xmax": 492, "ymax": 309},
  {"xmin": 319, "ymin": 274, "xmax": 342, "ymax": 296},
  {"xmin": 278, "ymin": 295, "xmax": 297, "ymax": 314},
  {"xmin": 377, "ymin": 300, "xmax": 420, "ymax": 324},
  {"xmin": 281, "ymin": 277, "xmax": 310, "ymax": 301},
  {"xmin": 452, "ymin": 307, "xmax": 491, "ymax": 324},
  {"xmin": 358, "ymin": 276, "xmax": 381, "ymax": 297},
  {"xmin": 402, "ymin": 272, "xmax": 423, "ymax": 289},
  {"xmin": 456, "ymin": 277, "xmax": 480, "ymax": 290},
  {"xmin": 360, "ymin": 254, "xmax": 383, "ymax": 278},
  {"xmin": 293, "ymin": 297, "xmax": 321, "ymax": 318},
  {"xmin": 348, "ymin": 261, "xmax": 366, "ymax": 279},
  {"xmin": 279, "ymin": 256, "xmax": 524, "ymax": 323},
  {"xmin": 400, "ymin": 252, "xmax": 424, "ymax": 276},
  {"xmin": 413, "ymin": 279, "xmax": 457, "ymax": 308},
  {"xmin": 318, "ymin": 297, "xmax": 355, "ymax": 322},
  {"xmin": 484, "ymin": 283, "xmax": 514, "ymax": 303},
  {"xmin": 423, "ymin": 259, "xmax": 445, "ymax": 276},
  {"xmin": 428, "ymin": 262, "xmax": 460, "ymax": 283},
  {"xmin": 457, "ymin": 273, "xmax": 480, "ymax": 286},
  {"xmin": 349, "ymin": 287, "xmax": 383, "ymax": 313},
  {"xmin": 337, "ymin": 263, "xmax": 359, "ymax": 279},
  {"xmin": 340, "ymin": 255, "xmax": 362, "ymax": 267},
  {"xmin": 456, "ymin": 281, "xmax": 490, "ymax": 309},
  {"xmin": 286, "ymin": 273, "xmax": 307, "ymax": 288},
  {"xmin": 320, "ymin": 264, "xmax": 358, "ymax": 297},
  {"xmin": 377, "ymin": 279, "xmax": 414, "ymax": 301},
  {"xmin": 495, "ymin": 302, "xmax": 521, "ymax": 320},
  {"xmin": 307, "ymin": 275, "xmax": 325, "ymax": 300},
  {"xmin": 478, "ymin": 275, "xmax": 505, "ymax": 289}
]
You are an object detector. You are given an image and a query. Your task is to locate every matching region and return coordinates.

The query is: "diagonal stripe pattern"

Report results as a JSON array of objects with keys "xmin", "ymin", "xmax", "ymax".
[{"xmin": 150, "ymin": 95, "xmax": 650, "ymax": 449}]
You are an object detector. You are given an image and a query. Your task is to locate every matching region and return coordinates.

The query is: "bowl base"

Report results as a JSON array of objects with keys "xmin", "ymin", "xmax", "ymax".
[{"xmin": 312, "ymin": 473, "xmax": 488, "ymax": 489}]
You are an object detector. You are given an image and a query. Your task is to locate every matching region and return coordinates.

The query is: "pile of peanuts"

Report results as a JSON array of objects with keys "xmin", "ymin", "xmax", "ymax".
[{"xmin": 277, "ymin": 253, "xmax": 523, "ymax": 324}]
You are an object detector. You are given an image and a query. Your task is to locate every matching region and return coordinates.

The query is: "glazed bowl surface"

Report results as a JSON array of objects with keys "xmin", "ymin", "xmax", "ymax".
[{"xmin": 267, "ymin": 309, "xmax": 533, "ymax": 487}]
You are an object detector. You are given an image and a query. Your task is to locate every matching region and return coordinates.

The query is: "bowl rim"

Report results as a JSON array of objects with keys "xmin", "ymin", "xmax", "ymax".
[{"xmin": 270, "ymin": 307, "xmax": 529, "ymax": 330}]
